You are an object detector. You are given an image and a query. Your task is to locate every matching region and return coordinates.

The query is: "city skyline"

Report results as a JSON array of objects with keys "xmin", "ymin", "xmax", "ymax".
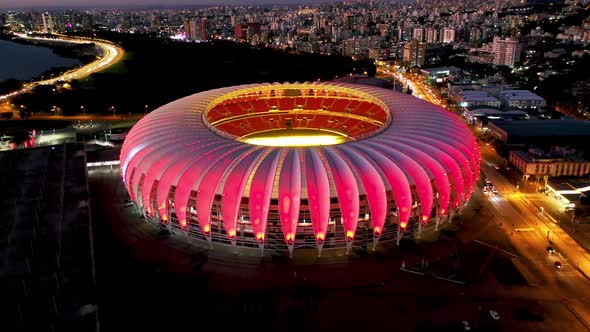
[{"xmin": 1, "ymin": 0, "xmax": 334, "ymax": 10}]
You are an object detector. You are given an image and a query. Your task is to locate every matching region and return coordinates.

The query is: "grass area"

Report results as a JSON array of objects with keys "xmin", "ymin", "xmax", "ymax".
[{"xmin": 101, "ymin": 51, "xmax": 132, "ymax": 76}]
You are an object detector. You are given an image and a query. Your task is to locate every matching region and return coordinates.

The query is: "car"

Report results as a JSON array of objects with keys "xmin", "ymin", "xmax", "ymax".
[
  {"xmin": 494, "ymin": 166, "xmax": 500, "ymax": 170},
  {"xmin": 485, "ymin": 178, "xmax": 491, "ymax": 184},
  {"xmin": 513, "ymin": 308, "xmax": 544, "ymax": 322},
  {"xmin": 546, "ymin": 246, "xmax": 555, "ymax": 254},
  {"xmin": 554, "ymin": 261, "xmax": 562, "ymax": 269},
  {"xmin": 489, "ymin": 310, "xmax": 500, "ymax": 320},
  {"xmin": 492, "ymin": 187, "xmax": 499, "ymax": 194},
  {"xmin": 483, "ymin": 187, "xmax": 488, "ymax": 193},
  {"xmin": 461, "ymin": 320, "xmax": 471, "ymax": 331}
]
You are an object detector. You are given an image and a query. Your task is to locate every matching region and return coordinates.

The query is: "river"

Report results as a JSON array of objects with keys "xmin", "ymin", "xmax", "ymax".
[{"xmin": 0, "ymin": 39, "xmax": 81, "ymax": 83}]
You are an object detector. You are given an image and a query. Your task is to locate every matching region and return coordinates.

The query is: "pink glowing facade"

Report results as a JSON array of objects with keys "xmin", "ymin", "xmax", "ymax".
[{"xmin": 120, "ymin": 83, "xmax": 480, "ymax": 255}]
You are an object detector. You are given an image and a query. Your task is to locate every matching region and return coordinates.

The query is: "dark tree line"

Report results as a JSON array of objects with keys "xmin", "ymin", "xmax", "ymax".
[{"xmin": 13, "ymin": 32, "xmax": 376, "ymax": 116}]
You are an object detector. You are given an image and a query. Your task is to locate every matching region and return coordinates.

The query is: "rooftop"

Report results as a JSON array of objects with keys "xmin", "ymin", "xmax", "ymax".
[
  {"xmin": 458, "ymin": 91, "xmax": 500, "ymax": 102},
  {"xmin": 511, "ymin": 149, "xmax": 588, "ymax": 163},
  {"xmin": 420, "ymin": 66, "xmax": 461, "ymax": 74},
  {"xmin": 0, "ymin": 144, "xmax": 97, "ymax": 331},
  {"xmin": 489, "ymin": 118, "xmax": 590, "ymax": 138},
  {"xmin": 499, "ymin": 90, "xmax": 545, "ymax": 101}
]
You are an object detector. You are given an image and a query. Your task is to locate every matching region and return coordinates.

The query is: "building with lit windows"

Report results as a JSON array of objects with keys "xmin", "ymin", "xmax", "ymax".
[
  {"xmin": 498, "ymin": 90, "xmax": 546, "ymax": 109},
  {"xmin": 120, "ymin": 83, "xmax": 480, "ymax": 256},
  {"xmin": 442, "ymin": 28, "xmax": 455, "ymax": 43},
  {"xmin": 492, "ymin": 37, "xmax": 522, "ymax": 68},
  {"xmin": 403, "ymin": 40, "xmax": 426, "ymax": 67},
  {"xmin": 183, "ymin": 18, "xmax": 197, "ymax": 41},
  {"xmin": 509, "ymin": 150, "xmax": 590, "ymax": 178}
]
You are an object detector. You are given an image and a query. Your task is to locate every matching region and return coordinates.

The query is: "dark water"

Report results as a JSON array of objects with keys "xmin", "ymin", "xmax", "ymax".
[{"xmin": 0, "ymin": 40, "xmax": 80, "ymax": 82}]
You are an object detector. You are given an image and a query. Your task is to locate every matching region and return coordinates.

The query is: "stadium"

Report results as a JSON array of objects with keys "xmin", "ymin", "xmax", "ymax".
[{"xmin": 120, "ymin": 82, "xmax": 480, "ymax": 256}]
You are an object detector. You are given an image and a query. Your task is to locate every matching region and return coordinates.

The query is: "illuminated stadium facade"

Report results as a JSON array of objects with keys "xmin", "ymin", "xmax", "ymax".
[{"xmin": 120, "ymin": 83, "xmax": 480, "ymax": 256}]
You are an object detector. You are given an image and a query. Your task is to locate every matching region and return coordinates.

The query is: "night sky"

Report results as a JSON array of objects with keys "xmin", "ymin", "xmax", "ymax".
[{"xmin": 0, "ymin": 0, "xmax": 326, "ymax": 9}]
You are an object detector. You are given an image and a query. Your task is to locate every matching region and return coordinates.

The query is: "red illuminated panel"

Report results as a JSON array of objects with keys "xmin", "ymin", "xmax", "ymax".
[
  {"xmin": 321, "ymin": 147, "xmax": 359, "ymax": 240},
  {"xmin": 174, "ymin": 144, "xmax": 245, "ymax": 233},
  {"xmin": 122, "ymin": 120, "xmax": 201, "ymax": 184},
  {"xmin": 278, "ymin": 98, "xmax": 295, "ymax": 110},
  {"xmin": 154, "ymin": 140, "xmax": 229, "ymax": 220},
  {"xmin": 196, "ymin": 146, "xmax": 255, "ymax": 239},
  {"xmin": 392, "ymin": 137, "xmax": 464, "ymax": 209},
  {"xmin": 407, "ymin": 135, "xmax": 475, "ymax": 198},
  {"xmin": 278, "ymin": 149, "xmax": 302, "ymax": 243},
  {"xmin": 221, "ymin": 149, "xmax": 265, "ymax": 238},
  {"xmin": 383, "ymin": 140, "xmax": 451, "ymax": 216},
  {"xmin": 394, "ymin": 121, "xmax": 479, "ymax": 190},
  {"xmin": 350, "ymin": 144, "xmax": 413, "ymax": 228},
  {"xmin": 305, "ymin": 98, "xmax": 322, "ymax": 110},
  {"xmin": 248, "ymin": 149, "xmax": 281, "ymax": 243},
  {"xmin": 250, "ymin": 99, "xmax": 269, "ymax": 112},
  {"xmin": 304, "ymin": 149, "xmax": 331, "ymax": 242},
  {"xmin": 337, "ymin": 146, "xmax": 387, "ymax": 235},
  {"xmin": 138, "ymin": 137, "xmax": 221, "ymax": 215},
  {"xmin": 364, "ymin": 140, "xmax": 434, "ymax": 222}
]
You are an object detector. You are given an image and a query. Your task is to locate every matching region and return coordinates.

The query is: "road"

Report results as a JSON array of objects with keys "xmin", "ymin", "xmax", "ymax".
[
  {"xmin": 0, "ymin": 33, "xmax": 124, "ymax": 101},
  {"xmin": 480, "ymin": 157, "xmax": 590, "ymax": 322},
  {"xmin": 382, "ymin": 67, "xmax": 590, "ymax": 326},
  {"xmin": 480, "ymin": 143, "xmax": 590, "ymax": 278},
  {"xmin": 376, "ymin": 65, "xmax": 446, "ymax": 107}
]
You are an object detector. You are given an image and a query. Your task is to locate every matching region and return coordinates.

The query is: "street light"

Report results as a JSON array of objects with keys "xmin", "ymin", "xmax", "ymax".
[{"xmin": 80, "ymin": 105, "xmax": 85, "ymax": 115}]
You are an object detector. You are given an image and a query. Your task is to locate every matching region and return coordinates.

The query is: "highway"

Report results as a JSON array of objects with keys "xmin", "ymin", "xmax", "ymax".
[{"xmin": 0, "ymin": 33, "xmax": 124, "ymax": 101}]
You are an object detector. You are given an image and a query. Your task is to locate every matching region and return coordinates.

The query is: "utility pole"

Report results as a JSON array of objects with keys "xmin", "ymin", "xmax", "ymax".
[
  {"xmin": 544, "ymin": 175, "xmax": 549, "ymax": 190},
  {"xmin": 572, "ymin": 210, "xmax": 576, "ymax": 233}
]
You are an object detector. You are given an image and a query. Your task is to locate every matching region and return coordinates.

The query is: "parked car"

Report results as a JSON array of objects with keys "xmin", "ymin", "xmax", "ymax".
[
  {"xmin": 489, "ymin": 310, "xmax": 500, "ymax": 320},
  {"xmin": 461, "ymin": 320, "xmax": 471, "ymax": 331}
]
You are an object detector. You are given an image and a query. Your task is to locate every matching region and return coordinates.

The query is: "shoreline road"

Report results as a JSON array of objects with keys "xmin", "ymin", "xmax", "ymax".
[{"xmin": 0, "ymin": 33, "xmax": 124, "ymax": 101}]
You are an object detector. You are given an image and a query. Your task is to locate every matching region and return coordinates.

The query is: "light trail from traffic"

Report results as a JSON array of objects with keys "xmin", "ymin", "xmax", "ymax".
[
  {"xmin": 376, "ymin": 65, "xmax": 446, "ymax": 108},
  {"xmin": 0, "ymin": 33, "xmax": 124, "ymax": 101},
  {"xmin": 379, "ymin": 63, "xmax": 590, "ymax": 324}
]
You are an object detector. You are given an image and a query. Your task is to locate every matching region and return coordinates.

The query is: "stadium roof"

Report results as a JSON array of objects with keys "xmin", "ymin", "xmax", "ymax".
[{"xmin": 120, "ymin": 82, "xmax": 480, "ymax": 253}]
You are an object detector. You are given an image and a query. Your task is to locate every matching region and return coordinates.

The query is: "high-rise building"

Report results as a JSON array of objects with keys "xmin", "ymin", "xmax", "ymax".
[
  {"xmin": 403, "ymin": 40, "xmax": 426, "ymax": 66},
  {"xmin": 425, "ymin": 28, "xmax": 438, "ymax": 43},
  {"xmin": 247, "ymin": 22, "xmax": 261, "ymax": 41},
  {"xmin": 200, "ymin": 19, "xmax": 208, "ymax": 40},
  {"xmin": 492, "ymin": 37, "xmax": 522, "ymax": 67},
  {"xmin": 235, "ymin": 24, "xmax": 247, "ymax": 40},
  {"xmin": 183, "ymin": 18, "xmax": 197, "ymax": 41},
  {"xmin": 413, "ymin": 28, "xmax": 424, "ymax": 42},
  {"xmin": 41, "ymin": 12, "xmax": 54, "ymax": 34},
  {"xmin": 32, "ymin": 12, "xmax": 44, "ymax": 32},
  {"xmin": 442, "ymin": 28, "xmax": 455, "ymax": 43}
]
